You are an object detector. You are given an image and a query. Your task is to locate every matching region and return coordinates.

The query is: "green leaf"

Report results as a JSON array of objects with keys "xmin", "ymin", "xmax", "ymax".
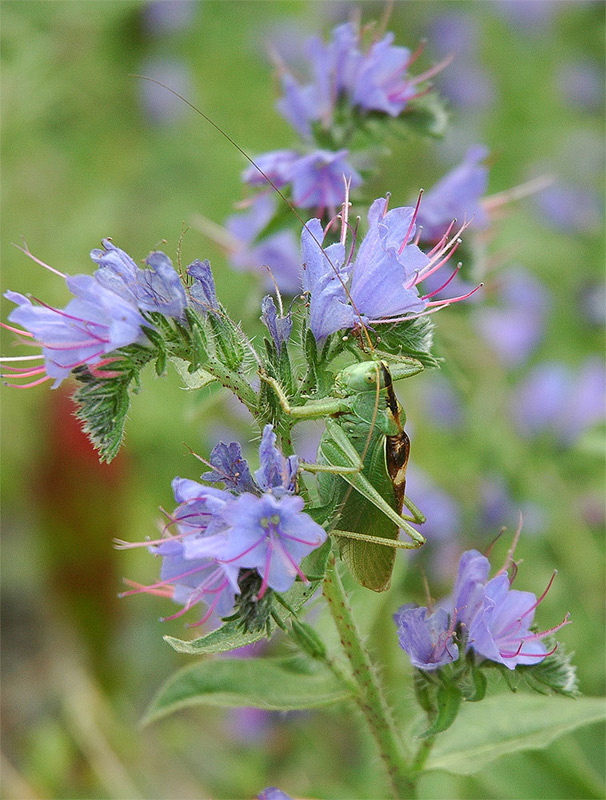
[
  {"xmin": 420, "ymin": 683, "xmax": 463, "ymax": 738},
  {"xmin": 164, "ymin": 619, "xmax": 269, "ymax": 656},
  {"xmin": 424, "ymin": 694, "xmax": 606, "ymax": 776},
  {"xmin": 142, "ymin": 656, "xmax": 351, "ymax": 724},
  {"xmin": 72, "ymin": 344, "xmax": 154, "ymax": 462},
  {"xmin": 170, "ymin": 357, "xmax": 218, "ymax": 390},
  {"xmin": 397, "ymin": 93, "xmax": 450, "ymax": 139}
]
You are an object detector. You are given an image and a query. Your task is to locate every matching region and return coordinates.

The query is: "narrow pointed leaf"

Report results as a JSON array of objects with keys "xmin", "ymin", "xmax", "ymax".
[{"xmin": 142, "ymin": 656, "xmax": 350, "ymax": 724}]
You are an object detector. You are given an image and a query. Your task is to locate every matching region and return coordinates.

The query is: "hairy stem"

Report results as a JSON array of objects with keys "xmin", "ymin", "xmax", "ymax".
[{"xmin": 322, "ymin": 553, "xmax": 416, "ymax": 798}]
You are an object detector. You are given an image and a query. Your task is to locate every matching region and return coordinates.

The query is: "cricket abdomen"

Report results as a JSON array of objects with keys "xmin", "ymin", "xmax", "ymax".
[{"xmin": 317, "ymin": 416, "xmax": 399, "ymax": 592}]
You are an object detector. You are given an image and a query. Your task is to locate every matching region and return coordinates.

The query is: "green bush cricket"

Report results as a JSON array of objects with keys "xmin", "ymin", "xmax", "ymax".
[{"xmin": 261, "ymin": 358, "xmax": 426, "ymax": 592}]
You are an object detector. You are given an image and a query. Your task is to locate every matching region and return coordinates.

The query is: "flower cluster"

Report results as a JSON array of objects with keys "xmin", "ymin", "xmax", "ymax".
[
  {"xmin": 121, "ymin": 426, "xmax": 327, "ymax": 626},
  {"xmin": 394, "ymin": 548, "xmax": 570, "ymax": 671},
  {"xmin": 275, "ymin": 22, "xmax": 439, "ymax": 139},
  {"xmin": 222, "ymin": 20, "xmax": 450, "ymax": 289},
  {"xmin": 2, "ymin": 240, "xmax": 218, "ymax": 388},
  {"xmin": 301, "ymin": 195, "xmax": 476, "ymax": 341}
]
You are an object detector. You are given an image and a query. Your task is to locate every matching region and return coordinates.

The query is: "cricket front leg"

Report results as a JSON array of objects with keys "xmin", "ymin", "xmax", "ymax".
[{"xmin": 259, "ymin": 372, "xmax": 349, "ymax": 420}]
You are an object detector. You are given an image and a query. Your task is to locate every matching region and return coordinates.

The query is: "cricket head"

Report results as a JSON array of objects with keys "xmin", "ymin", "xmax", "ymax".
[{"xmin": 334, "ymin": 358, "xmax": 422, "ymax": 396}]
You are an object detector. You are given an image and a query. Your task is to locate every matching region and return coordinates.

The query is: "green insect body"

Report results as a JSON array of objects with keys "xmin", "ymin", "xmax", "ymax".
[
  {"xmin": 261, "ymin": 359, "xmax": 426, "ymax": 592},
  {"xmin": 317, "ymin": 362, "xmax": 419, "ymax": 591}
]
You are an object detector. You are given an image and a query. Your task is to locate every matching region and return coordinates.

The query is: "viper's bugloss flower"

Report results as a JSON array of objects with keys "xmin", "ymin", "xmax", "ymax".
[
  {"xmin": 261, "ymin": 295, "xmax": 293, "ymax": 354},
  {"xmin": 275, "ymin": 22, "xmax": 439, "ymax": 138},
  {"xmin": 121, "ymin": 426, "xmax": 325, "ymax": 621},
  {"xmin": 301, "ymin": 196, "xmax": 474, "ymax": 340},
  {"xmin": 226, "ymin": 195, "xmax": 301, "ymax": 293},
  {"xmin": 3, "ymin": 275, "xmax": 148, "ymax": 389},
  {"xmin": 472, "ymin": 267, "xmax": 550, "ymax": 366},
  {"xmin": 393, "ymin": 604, "xmax": 458, "ymax": 671},
  {"xmin": 416, "ymin": 146, "xmax": 489, "ymax": 243},
  {"xmin": 91, "ymin": 239, "xmax": 187, "ymax": 320},
  {"xmin": 214, "ymin": 492, "xmax": 327, "ymax": 595},
  {"xmin": 511, "ymin": 358, "xmax": 606, "ymax": 444},
  {"xmin": 243, "ymin": 148, "xmax": 361, "ymax": 215},
  {"xmin": 395, "ymin": 547, "xmax": 570, "ymax": 672},
  {"xmin": 186, "ymin": 258, "xmax": 220, "ymax": 314}
]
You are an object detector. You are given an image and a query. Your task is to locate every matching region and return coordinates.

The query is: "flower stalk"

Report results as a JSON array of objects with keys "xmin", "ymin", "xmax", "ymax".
[{"xmin": 322, "ymin": 553, "xmax": 416, "ymax": 799}]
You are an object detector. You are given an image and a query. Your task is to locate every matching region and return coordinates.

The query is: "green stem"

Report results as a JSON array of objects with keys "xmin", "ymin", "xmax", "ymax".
[
  {"xmin": 322, "ymin": 553, "xmax": 416, "ymax": 799},
  {"xmin": 205, "ymin": 358, "xmax": 258, "ymax": 415}
]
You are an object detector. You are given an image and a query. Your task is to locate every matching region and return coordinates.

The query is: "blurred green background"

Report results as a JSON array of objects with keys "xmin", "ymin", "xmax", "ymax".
[{"xmin": 1, "ymin": 2, "xmax": 604, "ymax": 798}]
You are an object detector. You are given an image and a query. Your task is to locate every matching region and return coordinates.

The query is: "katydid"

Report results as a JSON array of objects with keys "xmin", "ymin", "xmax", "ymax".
[{"xmin": 261, "ymin": 358, "xmax": 426, "ymax": 592}]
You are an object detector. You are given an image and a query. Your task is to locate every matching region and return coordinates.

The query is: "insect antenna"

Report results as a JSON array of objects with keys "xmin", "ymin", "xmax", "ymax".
[{"xmin": 130, "ymin": 74, "xmax": 375, "ymax": 351}]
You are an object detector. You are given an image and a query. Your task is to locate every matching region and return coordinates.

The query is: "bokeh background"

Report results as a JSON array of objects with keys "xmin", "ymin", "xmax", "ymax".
[{"xmin": 1, "ymin": 1, "xmax": 604, "ymax": 798}]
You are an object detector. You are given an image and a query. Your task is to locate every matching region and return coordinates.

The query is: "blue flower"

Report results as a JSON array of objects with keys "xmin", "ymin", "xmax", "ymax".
[
  {"xmin": 226, "ymin": 195, "xmax": 301, "ymax": 293},
  {"xmin": 471, "ymin": 266, "xmax": 551, "ymax": 367},
  {"xmin": 257, "ymin": 788, "xmax": 293, "ymax": 800},
  {"xmin": 201, "ymin": 442, "xmax": 257, "ymax": 494},
  {"xmin": 4, "ymin": 275, "xmax": 148, "ymax": 388},
  {"xmin": 91, "ymin": 239, "xmax": 187, "ymax": 319},
  {"xmin": 186, "ymin": 258, "xmax": 219, "ymax": 314},
  {"xmin": 126, "ymin": 426, "xmax": 325, "ymax": 622},
  {"xmin": 254, "ymin": 424, "xmax": 298, "ymax": 496},
  {"xmin": 217, "ymin": 492, "xmax": 327, "ymax": 595},
  {"xmin": 416, "ymin": 146, "xmax": 490, "ymax": 243},
  {"xmin": 396, "ymin": 548, "xmax": 570, "ymax": 671},
  {"xmin": 274, "ymin": 22, "xmax": 436, "ymax": 137},
  {"xmin": 393, "ymin": 604, "xmax": 458, "ymax": 671},
  {"xmin": 261, "ymin": 295, "xmax": 292, "ymax": 354},
  {"xmin": 243, "ymin": 148, "xmax": 361, "ymax": 215},
  {"xmin": 301, "ymin": 196, "xmax": 467, "ymax": 341}
]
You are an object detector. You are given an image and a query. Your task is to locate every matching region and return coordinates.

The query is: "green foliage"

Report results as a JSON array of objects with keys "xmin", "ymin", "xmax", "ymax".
[
  {"xmin": 423, "ymin": 694, "xmax": 606, "ymax": 776},
  {"xmin": 72, "ymin": 343, "xmax": 155, "ymax": 462},
  {"xmin": 142, "ymin": 655, "xmax": 351, "ymax": 724}
]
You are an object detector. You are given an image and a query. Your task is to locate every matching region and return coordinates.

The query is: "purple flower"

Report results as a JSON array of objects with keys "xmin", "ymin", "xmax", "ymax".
[
  {"xmin": 243, "ymin": 148, "xmax": 361, "ymax": 215},
  {"xmin": 257, "ymin": 788, "xmax": 293, "ymax": 800},
  {"xmin": 254, "ymin": 424, "xmax": 298, "ymax": 496},
  {"xmin": 393, "ymin": 604, "xmax": 458, "ymax": 671},
  {"xmin": 186, "ymin": 258, "xmax": 219, "ymax": 314},
  {"xmin": 289, "ymin": 150, "xmax": 362, "ymax": 212},
  {"xmin": 534, "ymin": 181, "xmax": 603, "ymax": 234},
  {"xmin": 137, "ymin": 57, "xmax": 193, "ymax": 125},
  {"xmin": 261, "ymin": 295, "xmax": 293, "ymax": 354},
  {"xmin": 156, "ymin": 540, "xmax": 241, "ymax": 623},
  {"xmin": 275, "ymin": 22, "xmax": 435, "ymax": 137},
  {"xmin": 466, "ymin": 574, "xmax": 552, "ymax": 669},
  {"xmin": 91, "ymin": 239, "xmax": 187, "ymax": 319},
  {"xmin": 217, "ymin": 492, "xmax": 327, "ymax": 595},
  {"xmin": 397, "ymin": 547, "xmax": 570, "ymax": 672},
  {"xmin": 201, "ymin": 442, "xmax": 257, "ymax": 494},
  {"xmin": 471, "ymin": 266, "xmax": 551, "ymax": 366},
  {"xmin": 243, "ymin": 150, "xmax": 300, "ymax": 188},
  {"xmin": 417, "ymin": 146, "xmax": 490, "ymax": 243},
  {"xmin": 226, "ymin": 195, "xmax": 301, "ymax": 293},
  {"xmin": 301, "ymin": 196, "xmax": 468, "ymax": 341},
  {"xmin": 511, "ymin": 358, "xmax": 606, "ymax": 444},
  {"xmin": 124, "ymin": 426, "xmax": 325, "ymax": 622},
  {"xmin": 557, "ymin": 59, "xmax": 604, "ymax": 111},
  {"xmin": 4, "ymin": 275, "xmax": 148, "ymax": 389}
]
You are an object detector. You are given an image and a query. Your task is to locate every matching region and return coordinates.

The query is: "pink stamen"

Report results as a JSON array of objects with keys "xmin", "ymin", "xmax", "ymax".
[
  {"xmin": 4, "ymin": 375, "xmax": 53, "ymax": 389},
  {"xmin": 256, "ymin": 546, "xmax": 273, "ymax": 600},
  {"xmin": 1, "ymin": 366, "xmax": 46, "ymax": 379},
  {"xmin": 0, "ymin": 322, "xmax": 35, "ymax": 338},
  {"xmin": 408, "ymin": 55, "xmax": 453, "ymax": 86},
  {"xmin": 405, "ymin": 39, "xmax": 426, "ymax": 69},
  {"xmin": 0, "ymin": 354, "xmax": 44, "ymax": 361},
  {"xmin": 424, "ymin": 283, "xmax": 483, "ymax": 307},
  {"xmin": 13, "ymin": 240, "xmax": 67, "ymax": 278},
  {"xmin": 421, "ymin": 265, "xmax": 461, "ymax": 300},
  {"xmin": 398, "ymin": 190, "xmax": 423, "ymax": 254}
]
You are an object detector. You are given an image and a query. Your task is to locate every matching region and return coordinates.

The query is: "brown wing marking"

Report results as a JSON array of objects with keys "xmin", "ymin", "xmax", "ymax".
[{"xmin": 386, "ymin": 430, "xmax": 410, "ymax": 513}]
